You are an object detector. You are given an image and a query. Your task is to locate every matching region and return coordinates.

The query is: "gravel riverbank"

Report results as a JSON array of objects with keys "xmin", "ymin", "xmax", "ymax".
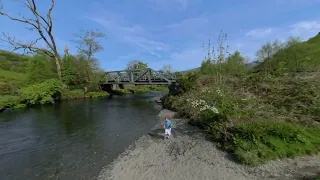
[{"xmin": 98, "ymin": 109, "xmax": 320, "ymax": 180}]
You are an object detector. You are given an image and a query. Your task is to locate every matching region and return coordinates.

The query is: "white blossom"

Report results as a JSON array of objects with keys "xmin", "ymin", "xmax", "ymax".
[{"xmin": 190, "ymin": 99, "xmax": 219, "ymax": 114}]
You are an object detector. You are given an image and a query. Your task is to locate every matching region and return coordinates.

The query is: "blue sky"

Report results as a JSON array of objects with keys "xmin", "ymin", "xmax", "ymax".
[{"xmin": 1, "ymin": 0, "xmax": 320, "ymax": 71}]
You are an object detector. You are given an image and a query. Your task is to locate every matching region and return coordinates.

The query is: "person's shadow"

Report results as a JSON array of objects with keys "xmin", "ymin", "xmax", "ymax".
[{"xmin": 147, "ymin": 128, "xmax": 166, "ymax": 139}]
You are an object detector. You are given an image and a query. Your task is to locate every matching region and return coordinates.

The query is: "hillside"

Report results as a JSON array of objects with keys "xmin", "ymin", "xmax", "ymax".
[
  {"xmin": 163, "ymin": 33, "xmax": 320, "ymax": 167},
  {"xmin": 179, "ymin": 67, "xmax": 201, "ymax": 74},
  {"xmin": 0, "ymin": 50, "xmax": 29, "ymax": 73},
  {"xmin": 180, "ymin": 62, "xmax": 257, "ymax": 75},
  {"xmin": 255, "ymin": 32, "xmax": 320, "ymax": 72}
]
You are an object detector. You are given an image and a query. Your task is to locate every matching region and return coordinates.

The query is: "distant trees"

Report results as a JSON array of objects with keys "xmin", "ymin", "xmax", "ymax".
[
  {"xmin": 254, "ymin": 36, "xmax": 312, "ymax": 72},
  {"xmin": 161, "ymin": 64, "xmax": 172, "ymax": 73},
  {"xmin": 200, "ymin": 31, "xmax": 248, "ymax": 79},
  {"xmin": 127, "ymin": 60, "xmax": 148, "ymax": 71},
  {"xmin": 0, "ymin": 0, "xmax": 63, "ymax": 79}
]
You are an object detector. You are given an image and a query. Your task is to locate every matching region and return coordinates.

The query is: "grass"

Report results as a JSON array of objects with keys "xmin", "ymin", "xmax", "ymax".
[
  {"xmin": 164, "ymin": 71, "xmax": 320, "ymax": 166},
  {"xmin": 0, "ymin": 69, "xmax": 27, "ymax": 94},
  {"xmin": 114, "ymin": 85, "xmax": 168, "ymax": 95},
  {"xmin": 61, "ymin": 89, "xmax": 109, "ymax": 100},
  {"xmin": 230, "ymin": 121, "xmax": 320, "ymax": 165}
]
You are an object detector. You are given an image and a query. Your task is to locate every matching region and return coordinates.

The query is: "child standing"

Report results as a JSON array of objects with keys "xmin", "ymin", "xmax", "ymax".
[{"xmin": 163, "ymin": 116, "xmax": 172, "ymax": 139}]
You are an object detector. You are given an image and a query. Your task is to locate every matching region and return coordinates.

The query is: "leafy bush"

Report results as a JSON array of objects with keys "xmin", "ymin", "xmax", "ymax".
[
  {"xmin": 19, "ymin": 79, "xmax": 63, "ymax": 105},
  {"xmin": 86, "ymin": 91, "xmax": 109, "ymax": 98},
  {"xmin": 61, "ymin": 89, "xmax": 85, "ymax": 100},
  {"xmin": 177, "ymin": 72, "xmax": 198, "ymax": 93},
  {"xmin": 61, "ymin": 89, "xmax": 109, "ymax": 99},
  {"xmin": 0, "ymin": 95, "xmax": 21, "ymax": 109}
]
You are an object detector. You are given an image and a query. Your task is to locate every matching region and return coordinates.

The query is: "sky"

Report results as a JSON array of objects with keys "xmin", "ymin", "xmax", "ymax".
[{"xmin": 1, "ymin": 0, "xmax": 320, "ymax": 71}]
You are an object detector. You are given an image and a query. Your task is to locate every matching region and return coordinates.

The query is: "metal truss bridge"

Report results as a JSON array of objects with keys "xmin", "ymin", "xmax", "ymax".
[{"xmin": 101, "ymin": 68, "xmax": 177, "ymax": 85}]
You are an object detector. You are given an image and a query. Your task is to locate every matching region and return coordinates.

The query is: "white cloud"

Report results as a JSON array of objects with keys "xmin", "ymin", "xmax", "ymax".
[
  {"xmin": 90, "ymin": 17, "xmax": 169, "ymax": 57},
  {"xmin": 246, "ymin": 28, "xmax": 274, "ymax": 38},
  {"xmin": 245, "ymin": 19, "xmax": 320, "ymax": 41},
  {"xmin": 290, "ymin": 20, "xmax": 320, "ymax": 38}
]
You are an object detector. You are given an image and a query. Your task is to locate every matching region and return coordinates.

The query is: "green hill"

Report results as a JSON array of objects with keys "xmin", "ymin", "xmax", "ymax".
[
  {"xmin": 0, "ymin": 50, "xmax": 28, "ymax": 95},
  {"xmin": 0, "ymin": 50, "xmax": 29, "ymax": 73},
  {"xmin": 163, "ymin": 33, "xmax": 320, "ymax": 166},
  {"xmin": 256, "ymin": 32, "xmax": 320, "ymax": 72}
]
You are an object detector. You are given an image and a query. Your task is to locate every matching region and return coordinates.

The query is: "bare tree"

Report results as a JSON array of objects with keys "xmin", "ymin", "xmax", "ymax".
[
  {"xmin": 127, "ymin": 60, "xmax": 139, "ymax": 70},
  {"xmin": 0, "ymin": 0, "xmax": 62, "ymax": 79},
  {"xmin": 73, "ymin": 29, "xmax": 105, "ymax": 61}
]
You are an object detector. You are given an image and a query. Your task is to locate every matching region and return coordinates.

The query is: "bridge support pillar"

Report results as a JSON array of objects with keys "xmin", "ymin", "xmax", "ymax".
[{"xmin": 112, "ymin": 84, "xmax": 117, "ymax": 90}]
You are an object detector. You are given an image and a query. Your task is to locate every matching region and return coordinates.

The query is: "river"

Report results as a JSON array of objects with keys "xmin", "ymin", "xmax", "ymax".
[{"xmin": 0, "ymin": 91, "xmax": 165, "ymax": 180}]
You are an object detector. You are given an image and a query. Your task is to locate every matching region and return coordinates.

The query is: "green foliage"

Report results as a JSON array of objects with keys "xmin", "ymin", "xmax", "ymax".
[
  {"xmin": 61, "ymin": 89, "xmax": 85, "ymax": 100},
  {"xmin": 200, "ymin": 51, "xmax": 248, "ymax": 76},
  {"xmin": 255, "ymin": 34, "xmax": 320, "ymax": 73},
  {"xmin": 231, "ymin": 121, "xmax": 320, "ymax": 165},
  {"xmin": 176, "ymin": 72, "xmax": 198, "ymax": 93},
  {"xmin": 61, "ymin": 55, "xmax": 76, "ymax": 85},
  {"xmin": 114, "ymin": 89, "xmax": 131, "ymax": 95},
  {"xmin": 113, "ymin": 85, "xmax": 168, "ymax": 95},
  {"xmin": 86, "ymin": 91, "xmax": 109, "ymax": 98},
  {"xmin": 127, "ymin": 60, "xmax": 148, "ymax": 71},
  {"xmin": 0, "ymin": 49, "xmax": 110, "ymax": 111},
  {"xmin": 26, "ymin": 55, "xmax": 57, "ymax": 84},
  {"xmin": 164, "ymin": 32, "xmax": 320, "ymax": 166},
  {"xmin": 0, "ymin": 95, "xmax": 21, "ymax": 109},
  {"xmin": 13, "ymin": 103, "xmax": 27, "ymax": 109},
  {"xmin": 61, "ymin": 89, "xmax": 109, "ymax": 99},
  {"xmin": 19, "ymin": 79, "xmax": 63, "ymax": 105},
  {"xmin": 0, "ymin": 70, "xmax": 27, "ymax": 94},
  {"xmin": 131, "ymin": 85, "xmax": 168, "ymax": 93},
  {"xmin": 0, "ymin": 50, "xmax": 29, "ymax": 73}
]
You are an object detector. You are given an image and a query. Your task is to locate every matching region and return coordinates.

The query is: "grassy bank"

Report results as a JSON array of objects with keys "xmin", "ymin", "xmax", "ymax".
[
  {"xmin": 0, "ymin": 79, "xmax": 110, "ymax": 111},
  {"xmin": 163, "ymin": 33, "xmax": 320, "ymax": 165},
  {"xmin": 114, "ymin": 85, "xmax": 168, "ymax": 95},
  {"xmin": 61, "ymin": 89, "xmax": 109, "ymax": 100}
]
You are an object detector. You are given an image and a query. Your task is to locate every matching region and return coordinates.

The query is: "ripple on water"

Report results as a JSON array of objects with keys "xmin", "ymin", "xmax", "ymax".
[{"xmin": 0, "ymin": 92, "xmax": 164, "ymax": 180}]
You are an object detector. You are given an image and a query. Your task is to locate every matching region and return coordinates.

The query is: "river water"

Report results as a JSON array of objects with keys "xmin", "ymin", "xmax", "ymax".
[{"xmin": 0, "ymin": 91, "xmax": 165, "ymax": 180}]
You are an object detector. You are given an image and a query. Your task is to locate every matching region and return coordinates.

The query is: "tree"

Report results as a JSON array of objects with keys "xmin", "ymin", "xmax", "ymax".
[
  {"xmin": 284, "ymin": 36, "xmax": 301, "ymax": 48},
  {"xmin": 73, "ymin": 30, "xmax": 105, "ymax": 92},
  {"xmin": 161, "ymin": 64, "xmax": 172, "ymax": 73},
  {"xmin": 225, "ymin": 51, "xmax": 247, "ymax": 75},
  {"xmin": 27, "ymin": 55, "xmax": 56, "ymax": 84},
  {"xmin": 127, "ymin": 60, "xmax": 148, "ymax": 70},
  {"xmin": 255, "ymin": 42, "xmax": 273, "ymax": 62},
  {"xmin": 73, "ymin": 29, "xmax": 105, "ymax": 61},
  {"xmin": 0, "ymin": 0, "xmax": 62, "ymax": 79}
]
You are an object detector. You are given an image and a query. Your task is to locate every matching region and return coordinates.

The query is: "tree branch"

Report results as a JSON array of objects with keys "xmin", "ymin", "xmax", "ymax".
[
  {"xmin": 1, "ymin": 33, "xmax": 55, "ymax": 57},
  {"xmin": 0, "ymin": 0, "xmax": 58, "ymax": 56}
]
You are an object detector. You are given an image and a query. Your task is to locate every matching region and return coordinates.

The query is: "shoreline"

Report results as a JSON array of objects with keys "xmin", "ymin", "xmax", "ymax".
[
  {"xmin": 0, "ymin": 89, "xmax": 167, "ymax": 113},
  {"xmin": 98, "ymin": 109, "xmax": 320, "ymax": 180}
]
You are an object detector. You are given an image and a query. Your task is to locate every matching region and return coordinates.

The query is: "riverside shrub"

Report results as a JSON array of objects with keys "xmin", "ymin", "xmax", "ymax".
[
  {"xmin": 19, "ymin": 79, "xmax": 63, "ymax": 105},
  {"xmin": 164, "ymin": 71, "xmax": 320, "ymax": 165}
]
